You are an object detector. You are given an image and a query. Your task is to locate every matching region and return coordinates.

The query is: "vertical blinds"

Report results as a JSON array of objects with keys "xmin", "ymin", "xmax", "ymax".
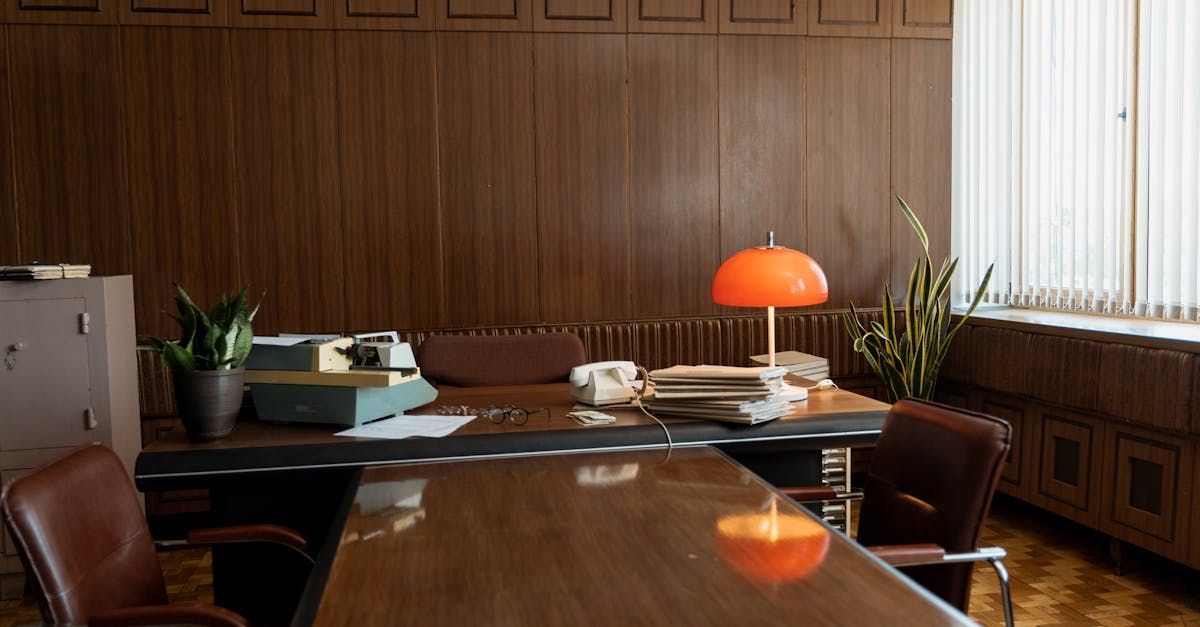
[
  {"xmin": 1137, "ymin": 0, "xmax": 1200, "ymax": 321},
  {"xmin": 953, "ymin": 0, "xmax": 1199, "ymax": 321}
]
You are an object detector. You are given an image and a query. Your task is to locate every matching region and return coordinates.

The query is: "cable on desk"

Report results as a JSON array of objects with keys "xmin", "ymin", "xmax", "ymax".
[{"xmin": 634, "ymin": 366, "xmax": 673, "ymax": 460}]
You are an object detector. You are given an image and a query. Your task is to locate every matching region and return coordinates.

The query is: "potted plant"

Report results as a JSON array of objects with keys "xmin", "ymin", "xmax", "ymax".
[
  {"xmin": 149, "ymin": 284, "xmax": 261, "ymax": 442},
  {"xmin": 843, "ymin": 197, "xmax": 993, "ymax": 402}
]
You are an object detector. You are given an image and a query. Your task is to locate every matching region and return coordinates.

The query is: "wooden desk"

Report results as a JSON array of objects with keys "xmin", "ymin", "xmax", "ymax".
[
  {"xmin": 135, "ymin": 383, "xmax": 889, "ymax": 490},
  {"xmin": 298, "ymin": 447, "xmax": 968, "ymax": 626}
]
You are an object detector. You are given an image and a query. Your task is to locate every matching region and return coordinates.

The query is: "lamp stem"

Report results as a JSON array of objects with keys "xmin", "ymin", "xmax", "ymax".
[{"xmin": 767, "ymin": 305, "xmax": 776, "ymax": 368}]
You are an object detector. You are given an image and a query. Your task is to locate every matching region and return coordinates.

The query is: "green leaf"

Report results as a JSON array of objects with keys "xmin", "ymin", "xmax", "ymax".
[
  {"xmin": 160, "ymin": 341, "xmax": 196, "ymax": 373},
  {"xmin": 897, "ymin": 195, "xmax": 929, "ymax": 254}
]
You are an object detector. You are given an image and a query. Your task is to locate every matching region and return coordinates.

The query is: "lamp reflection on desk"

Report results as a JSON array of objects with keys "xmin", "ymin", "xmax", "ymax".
[{"xmin": 716, "ymin": 497, "xmax": 830, "ymax": 584}]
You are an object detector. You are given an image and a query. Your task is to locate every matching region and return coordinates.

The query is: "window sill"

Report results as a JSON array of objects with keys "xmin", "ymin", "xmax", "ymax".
[{"xmin": 951, "ymin": 305, "xmax": 1200, "ymax": 354}]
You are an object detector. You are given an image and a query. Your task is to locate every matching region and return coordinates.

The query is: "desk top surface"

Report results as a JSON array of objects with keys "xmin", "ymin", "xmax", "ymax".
[
  {"xmin": 307, "ymin": 447, "xmax": 967, "ymax": 626},
  {"xmin": 136, "ymin": 383, "xmax": 889, "ymax": 486}
]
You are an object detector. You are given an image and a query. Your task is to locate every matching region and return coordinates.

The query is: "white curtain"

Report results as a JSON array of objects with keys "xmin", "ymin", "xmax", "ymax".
[
  {"xmin": 953, "ymin": 0, "xmax": 1200, "ymax": 321},
  {"xmin": 1136, "ymin": 0, "xmax": 1200, "ymax": 321}
]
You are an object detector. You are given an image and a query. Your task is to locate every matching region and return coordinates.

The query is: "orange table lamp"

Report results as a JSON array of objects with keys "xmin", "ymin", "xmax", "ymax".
[{"xmin": 712, "ymin": 232, "xmax": 828, "ymax": 367}]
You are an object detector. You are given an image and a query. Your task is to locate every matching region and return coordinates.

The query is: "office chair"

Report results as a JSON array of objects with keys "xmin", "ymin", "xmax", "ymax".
[
  {"xmin": 417, "ymin": 332, "xmax": 586, "ymax": 386},
  {"xmin": 783, "ymin": 400, "xmax": 1015, "ymax": 627},
  {"xmin": 1, "ymin": 443, "xmax": 313, "ymax": 627}
]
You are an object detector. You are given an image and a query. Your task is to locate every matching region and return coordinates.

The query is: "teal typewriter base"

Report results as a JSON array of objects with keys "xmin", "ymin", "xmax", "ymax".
[{"xmin": 249, "ymin": 377, "xmax": 439, "ymax": 427}]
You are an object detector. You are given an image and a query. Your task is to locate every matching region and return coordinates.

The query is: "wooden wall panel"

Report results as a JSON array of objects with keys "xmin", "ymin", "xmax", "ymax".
[
  {"xmin": 7, "ymin": 26, "xmax": 131, "ymax": 276},
  {"xmin": 718, "ymin": 36, "xmax": 806, "ymax": 257},
  {"xmin": 628, "ymin": 35, "xmax": 720, "ymax": 318},
  {"xmin": 628, "ymin": 0, "xmax": 715, "ymax": 33},
  {"xmin": 1024, "ymin": 334, "xmax": 1100, "ymax": 411},
  {"xmin": 120, "ymin": 0, "xmax": 227, "ymax": 26},
  {"xmin": 808, "ymin": 0, "xmax": 891, "ymax": 37},
  {"xmin": 718, "ymin": 0, "xmax": 805, "ymax": 35},
  {"xmin": 534, "ymin": 34, "xmax": 631, "ymax": 322},
  {"xmin": 229, "ymin": 0, "xmax": 334, "ymax": 27},
  {"xmin": 890, "ymin": 38, "xmax": 950, "ymax": 296},
  {"xmin": 5, "ymin": 0, "xmax": 117, "ymax": 23},
  {"xmin": 437, "ymin": 0, "xmax": 531, "ymax": 31},
  {"xmin": 0, "ymin": 27, "xmax": 15, "ymax": 264},
  {"xmin": 123, "ymin": 27, "xmax": 240, "ymax": 338},
  {"xmin": 1097, "ymin": 344, "xmax": 1195, "ymax": 433},
  {"xmin": 967, "ymin": 326, "xmax": 1030, "ymax": 394},
  {"xmin": 437, "ymin": 32, "xmax": 538, "ymax": 326},
  {"xmin": 535, "ymin": 0, "xmax": 625, "ymax": 32},
  {"xmin": 806, "ymin": 37, "xmax": 889, "ymax": 308},
  {"xmin": 336, "ymin": 31, "xmax": 444, "ymax": 331},
  {"xmin": 335, "ymin": 0, "xmax": 433, "ymax": 29},
  {"xmin": 892, "ymin": 0, "xmax": 951, "ymax": 39},
  {"xmin": 229, "ymin": 30, "xmax": 345, "ymax": 334}
]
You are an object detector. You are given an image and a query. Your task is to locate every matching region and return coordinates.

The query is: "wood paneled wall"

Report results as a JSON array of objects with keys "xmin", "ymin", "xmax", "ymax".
[{"xmin": 0, "ymin": 0, "xmax": 953, "ymax": 338}]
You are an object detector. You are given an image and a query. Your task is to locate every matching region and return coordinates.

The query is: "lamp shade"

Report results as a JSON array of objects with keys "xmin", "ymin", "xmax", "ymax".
[{"xmin": 712, "ymin": 245, "xmax": 829, "ymax": 308}]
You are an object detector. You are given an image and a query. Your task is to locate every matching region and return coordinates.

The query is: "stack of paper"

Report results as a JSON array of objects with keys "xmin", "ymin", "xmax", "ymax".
[
  {"xmin": 645, "ymin": 365, "xmax": 792, "ymax": 425},
  {"xmin": 749, "ymin": 351, "xmax": 830, "ymax": 381},
  {"xmin": 0, "ymin": 263, "xmax": 92, "ymax": 280}
]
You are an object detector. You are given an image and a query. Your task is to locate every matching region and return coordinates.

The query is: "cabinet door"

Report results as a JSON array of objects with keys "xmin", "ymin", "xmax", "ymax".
[
  {"xmin": 1100, "ymin": 423, "xmax": 1192, "ymax": 562},
  {"xmin": 437, "ymin": 0, "xmax": 531, "ymax": 30},
  {"xmin": 535, "ymin": 0, "xmax": 626, "ymax": 32},
  {"xmin": 807, "ymin": 0, "xmax": 891, "ymax": 37},
  {"xmin": 718, "ymin": 0, "xmax": 805, "ymax": 35},
  {"xmin": 229, "ymin": 0, "xmax": 334, "ymax": 27},
  {"xmin": 892, "ymin": 0, "xmax": 951, "ymax": 39},
  {"xmin": 0, "ymin": 299, "xmax": 94, "ymax": 450},
  {"xmin": 119, "ymin": 0, "xmax": 227, "ymax": 25},
  {"xmin": 1032, "ymin": 409, "xmax": 1102, "ymax": 526},
  {"xmin": 336, "ymin": 0, "xmax": 433, "ymax": 29},
  {"xmin": 628, "ymin": 0, "xmax": 716, "ymax": 33},
  {"xmin": 5, "ymin": 0, "xmax": 117, "ymax": 24},
  {"xmin": 980, "ymin": 396, "xmax": 1029, "ymax": 498}
]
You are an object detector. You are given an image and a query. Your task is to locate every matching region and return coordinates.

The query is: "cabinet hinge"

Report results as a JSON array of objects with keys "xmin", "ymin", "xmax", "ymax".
[{"xmin": 78, "ymin": 312, "xmax": 90, "ymax": 334}]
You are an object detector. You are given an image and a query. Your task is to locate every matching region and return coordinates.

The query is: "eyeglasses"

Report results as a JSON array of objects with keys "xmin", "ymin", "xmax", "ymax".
[{"xmin": 434, "ymin": 405, "xmax": 550, "ymax": 426}]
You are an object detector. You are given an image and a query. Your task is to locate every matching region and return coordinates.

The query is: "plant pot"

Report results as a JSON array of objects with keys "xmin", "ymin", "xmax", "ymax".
[{"xmin": 173, "ymin": 368, "xmax": 245, "ymax": 442}]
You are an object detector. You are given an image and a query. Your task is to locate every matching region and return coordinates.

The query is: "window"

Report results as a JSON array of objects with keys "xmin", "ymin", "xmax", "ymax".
[{"xmin": 953, "ymin": 0, "xmax": 1200, "ymax": 321}]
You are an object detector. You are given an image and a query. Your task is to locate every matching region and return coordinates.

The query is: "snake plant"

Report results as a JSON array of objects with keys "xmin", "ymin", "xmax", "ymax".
[
  {"xmin": 843, "ymin": 197, "xmax": 993, "ymax": 402},
  {"xmin": 149, "ymin": 284, "xmax": 262, "ymax": 372}
]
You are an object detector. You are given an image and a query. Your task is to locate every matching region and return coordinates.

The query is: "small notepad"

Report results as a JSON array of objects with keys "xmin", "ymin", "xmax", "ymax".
[{"xmin": 335, "ymin": 415, "xmax": 474, "ymax": 440}]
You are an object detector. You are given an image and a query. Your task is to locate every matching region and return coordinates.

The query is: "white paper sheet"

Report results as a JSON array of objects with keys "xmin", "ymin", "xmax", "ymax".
[
  {"xmin": 252, "ymin": 336, "xmax": 309, "ymax": 347},
  {"xmin": 334, "ymin": 414, "xmax": 474, "ymax": 440}
]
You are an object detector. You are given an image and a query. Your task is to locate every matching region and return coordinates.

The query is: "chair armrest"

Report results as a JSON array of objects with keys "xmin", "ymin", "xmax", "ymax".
[
  {"xmin": 868, "ymin": 543, "xmax": 947, "ymax": 567},
  {"xmin": 187, "ymin": 524, "xmax": 309, "ymax": 554},
  {"xmin": 89, "ymin": 603, "xmax": 248, "ymax": 627},
  {"xmin": 778, "ymin": 486, "xmax": 864, "ymax": 502}
]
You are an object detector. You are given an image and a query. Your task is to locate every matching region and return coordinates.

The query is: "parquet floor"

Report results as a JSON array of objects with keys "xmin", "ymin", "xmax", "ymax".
[{"xmin": 1, "ymin": 497, "xmax": 1198, "ymax": 626}]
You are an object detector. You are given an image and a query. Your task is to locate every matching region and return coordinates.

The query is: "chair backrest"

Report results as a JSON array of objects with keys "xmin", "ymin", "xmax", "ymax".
[
  {"xmin": 856, "ymin": 399, "xmax": 1011, "ymax": 611},
  {"xmin": 416, "ymin": 333, "xmax": 587, "ymax": 387},
  {"xmin": 2, "ymin": 444, "xmax": 168, "ymax": 624}
]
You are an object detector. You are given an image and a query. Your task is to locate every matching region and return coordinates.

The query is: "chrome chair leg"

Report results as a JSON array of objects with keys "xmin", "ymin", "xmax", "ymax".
[{"xmin": 988, "ymin": 557, "xmax": 1014, "ymax": 627}]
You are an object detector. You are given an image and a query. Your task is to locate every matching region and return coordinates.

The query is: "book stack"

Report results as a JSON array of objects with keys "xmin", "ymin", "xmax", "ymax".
[
  {"xmin": 645, "ymin": 365, "xmax": 792, "ymax": 425},
  {"xmin": 749, "ymin": 350, "xmax": 829, "ymax": 381},
  {"xmin": 0, "ymin": 263, "xmax": 92, "ymax": 280}
]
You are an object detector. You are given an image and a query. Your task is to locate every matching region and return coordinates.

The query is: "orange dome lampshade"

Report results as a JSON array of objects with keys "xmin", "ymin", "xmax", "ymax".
[{"xmin": 712, "ymin": 232, "xmax": 828, "ymax": 367}]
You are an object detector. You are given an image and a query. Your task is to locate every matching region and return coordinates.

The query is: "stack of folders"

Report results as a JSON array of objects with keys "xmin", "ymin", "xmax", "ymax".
[
  {"xmin": 645, "ymin": 365, "xmax": 792, "ymax": 425},
  {"xmin": 0, "ymin": 263, "xmax": 92, "ymax": 280},
  {"xmin": 749, "ymin": 350, "xmax": 830, "ymax": 381}
]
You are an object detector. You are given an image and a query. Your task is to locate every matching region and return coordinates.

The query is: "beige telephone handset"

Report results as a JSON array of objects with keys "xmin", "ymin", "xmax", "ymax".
[{"xmin": 570, "ymin": 361, "xmax": 639, "ymax": 406}]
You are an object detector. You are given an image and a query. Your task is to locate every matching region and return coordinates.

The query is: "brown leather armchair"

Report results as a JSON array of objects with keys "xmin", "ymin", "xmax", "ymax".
[
  {"xmin": 1, "ymin": 443, "xmax": 313, "ymax": 627},
  {"xmin": 783, "ymin": 399, "xmax": 1014, "ymax": 627},
  {"xmin": 416, "ymin": 332, "xmax": 586, "ymax": 386}
]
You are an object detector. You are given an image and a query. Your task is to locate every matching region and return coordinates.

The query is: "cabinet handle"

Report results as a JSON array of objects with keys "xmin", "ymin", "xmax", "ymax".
[{"xmin": 84, "ymin": 408, "xmax": 98, "ymax": 430}]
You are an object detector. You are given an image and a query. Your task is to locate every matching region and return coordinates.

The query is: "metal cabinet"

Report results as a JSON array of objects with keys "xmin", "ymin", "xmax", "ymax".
[{"xmin": 0, "ymin": 276, "xmax": 140, "ymax": 598}]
